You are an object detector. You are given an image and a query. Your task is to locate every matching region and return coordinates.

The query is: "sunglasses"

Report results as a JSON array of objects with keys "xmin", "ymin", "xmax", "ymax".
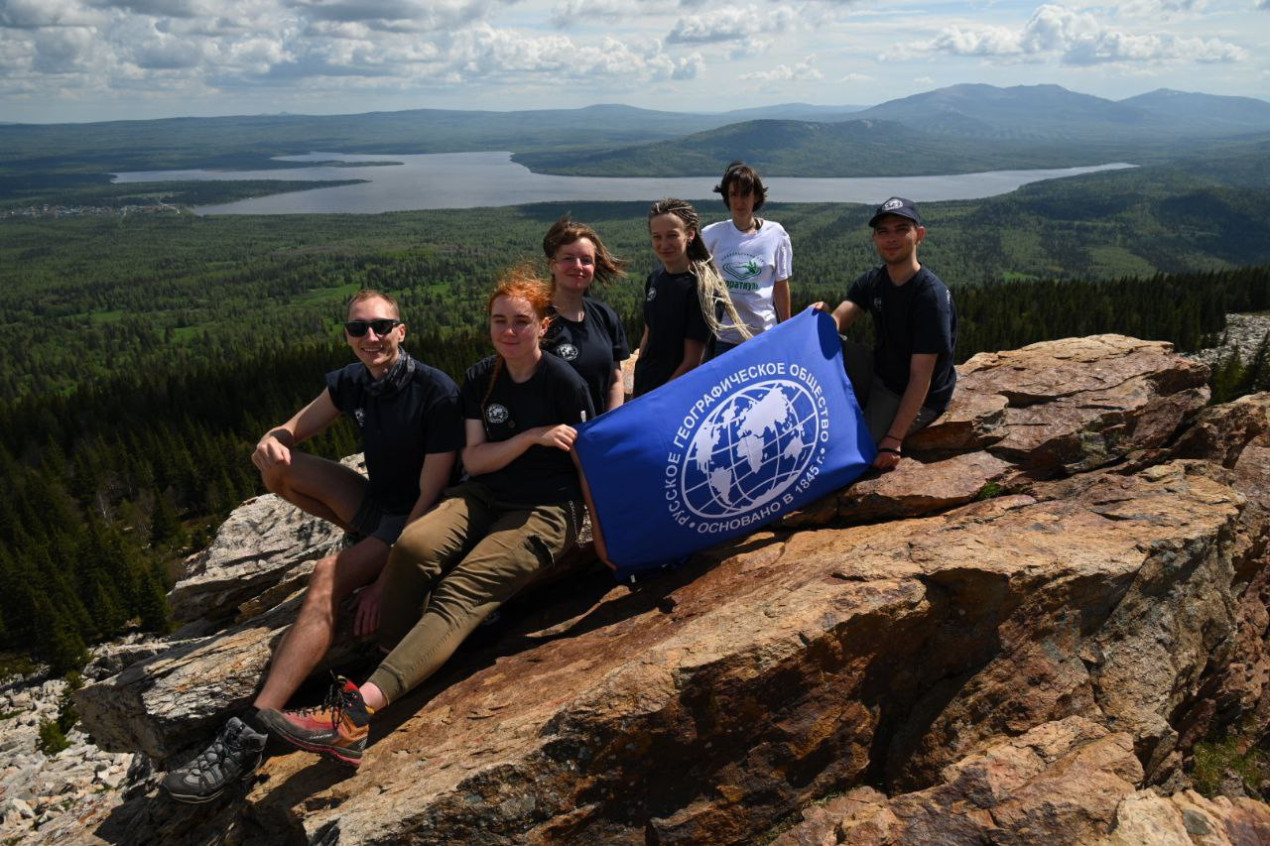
[{"xmin": 344, "ymin": 319, "xmax": 401, "ymax": 337}]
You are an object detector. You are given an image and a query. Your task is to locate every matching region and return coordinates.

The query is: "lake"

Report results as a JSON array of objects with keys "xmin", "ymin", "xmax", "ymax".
[{"xmin": 111, "ymin": 152, "xmax": 1136, "ymax": 215}]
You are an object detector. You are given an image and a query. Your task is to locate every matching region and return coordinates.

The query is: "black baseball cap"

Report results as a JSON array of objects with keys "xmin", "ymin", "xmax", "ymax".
[{"xmin": 868, "ymin": 197, "xmax": 922, "ymax": 228}]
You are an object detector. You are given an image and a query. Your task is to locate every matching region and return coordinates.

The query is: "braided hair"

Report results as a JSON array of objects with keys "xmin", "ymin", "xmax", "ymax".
[{"xmin": 647, "ymin": 198, "xmax": 751, "ymax": 342}]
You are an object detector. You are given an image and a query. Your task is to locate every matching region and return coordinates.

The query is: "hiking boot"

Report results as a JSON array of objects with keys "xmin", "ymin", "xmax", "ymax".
[
  {"xmin": 161, "ymin": 716, "xmax": 267, "ymax": 804},
  {"xmin": 256, "ymin": 676, "xmax": 372, "ymax": 767}
]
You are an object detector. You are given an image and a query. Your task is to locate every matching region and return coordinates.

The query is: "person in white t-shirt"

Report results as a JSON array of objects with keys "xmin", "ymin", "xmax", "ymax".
[{"xmin": 701, "ymin": 161, "xmax": 793, "ymax": 358}]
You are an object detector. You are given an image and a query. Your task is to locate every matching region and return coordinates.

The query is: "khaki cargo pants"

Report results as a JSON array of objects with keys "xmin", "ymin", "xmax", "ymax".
[{"xmin": 367, "ymin": 481, "xmax": 581, "ymax": 705}]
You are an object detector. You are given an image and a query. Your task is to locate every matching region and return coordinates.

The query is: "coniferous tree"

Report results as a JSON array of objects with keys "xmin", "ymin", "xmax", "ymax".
[
  {"xmin": 1210, "ymin": 352, "xmax": 1249, "ymax": 404},
  {"xmin": 1246, "ymin": 332, "xmax": 1270, "ymax": 394},
  {"xmin": 149, "ymin": 491, "xmax": 185, "ymax": 548}
]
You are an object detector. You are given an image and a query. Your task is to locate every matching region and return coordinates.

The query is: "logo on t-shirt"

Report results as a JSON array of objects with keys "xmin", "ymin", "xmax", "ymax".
[
  {"xmin": 555, "ymin": 343, "xmax": 580, "ymax": 362},
  {"xmin": 353, "ymin": 408, "xmax": 365, "ymax": 428},
  {"xmin": 485, "ymin": 403, "xmax": 510, "ymax": 425},
  {"xmin": 646, "ymin": 286, "xmax": 657, "ymax": 302},
  {"xmin": 721, "ymin": 252, "xmax": 763, "ymax": 286}
]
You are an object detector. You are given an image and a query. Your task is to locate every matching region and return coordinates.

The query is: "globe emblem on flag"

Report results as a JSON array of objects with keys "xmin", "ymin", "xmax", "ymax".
[{"xmin": 680, "ymin": 379, "xmax": 822, "ymax": 520}]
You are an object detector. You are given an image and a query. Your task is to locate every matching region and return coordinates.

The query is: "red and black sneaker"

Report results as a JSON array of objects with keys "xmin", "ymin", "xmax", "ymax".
[{"xmin": 257, "ymin": 675, "xmax": 373, "ymax": 767}]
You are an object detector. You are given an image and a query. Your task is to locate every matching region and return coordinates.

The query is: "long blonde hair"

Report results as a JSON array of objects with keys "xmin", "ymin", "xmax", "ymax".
[{"xmin": 647, "ymin": 198, "xmax": 751, "ymax": 341}]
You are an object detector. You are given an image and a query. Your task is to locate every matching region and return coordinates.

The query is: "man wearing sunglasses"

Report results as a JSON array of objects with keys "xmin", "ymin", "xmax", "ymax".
[{"xmin": 162, "ymin": 289, "xmax": 463, "ymax": 804}]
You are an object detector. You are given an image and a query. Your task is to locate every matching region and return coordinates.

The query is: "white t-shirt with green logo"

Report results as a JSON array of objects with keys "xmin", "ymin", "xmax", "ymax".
[{"xmin": 702, "ymin": 218, "xmax": 793, "ymax": 345}]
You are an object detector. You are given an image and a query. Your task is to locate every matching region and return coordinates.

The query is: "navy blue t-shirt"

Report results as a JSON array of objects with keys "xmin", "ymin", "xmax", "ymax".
[
  {"xmin": 846, "ymin": 265, "xmax": 957, "ymax": 413},
  {"xmin": 325, "ymin": 356, "xmax": 465, "ymax": 514},
  {"xmin": 633, "ymin": 268, "xmax": 710, "ymax": 397},
  {"xmin": 460, "ymin": 353, "xmax": 594, "ymax": 504},
  {"xmin": 546, "ymin": 297, "xmax": 630, "ymax": 414}
]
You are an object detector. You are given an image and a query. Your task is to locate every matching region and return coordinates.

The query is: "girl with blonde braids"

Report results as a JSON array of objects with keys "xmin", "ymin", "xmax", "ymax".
[{"xmin": 633, "ymin": 198, "xmax": 750, "ymax": 396}]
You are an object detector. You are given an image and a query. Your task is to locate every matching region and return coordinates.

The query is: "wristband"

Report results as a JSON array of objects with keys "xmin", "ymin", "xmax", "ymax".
[{"xmin": 878, "ymin": 447, "xmax": 901, "ymax": 456}]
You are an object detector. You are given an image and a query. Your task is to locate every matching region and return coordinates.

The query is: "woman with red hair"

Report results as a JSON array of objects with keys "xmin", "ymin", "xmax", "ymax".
[{"xmin": 256, "ymin": 269, "xmax": 594, "ymax": 767}]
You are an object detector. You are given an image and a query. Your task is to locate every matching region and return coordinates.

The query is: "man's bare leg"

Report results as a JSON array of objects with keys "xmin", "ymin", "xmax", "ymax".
[
  {"xmin": 259, "ymin": 451, "xmax": 368, "ymax": 531},
  {"xmin": 253, "ymin": 537, "xmax": 389, "ymax": 711},
  {"xmin": 253, "ymin": 449, "xmax": 385, "ymax": 710}
]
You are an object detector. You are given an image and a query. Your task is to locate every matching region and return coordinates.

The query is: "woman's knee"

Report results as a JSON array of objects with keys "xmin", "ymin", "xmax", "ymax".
[
  {"xmin": 390, "ymin": 505, "xmax": 469, "ymax": 575},
  {"xmin": 384, "ymin": 537, "xmax": 445, "ymax": 587}
]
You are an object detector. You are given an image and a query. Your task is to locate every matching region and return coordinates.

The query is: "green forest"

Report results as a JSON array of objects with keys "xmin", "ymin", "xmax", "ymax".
[{"xmin": 2, "ymin": 159, "xmax": 1269, "ymax": 674}]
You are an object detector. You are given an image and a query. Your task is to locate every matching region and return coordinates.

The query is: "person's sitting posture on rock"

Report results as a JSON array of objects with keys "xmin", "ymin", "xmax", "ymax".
[
  {"xmin": 814, "ymin": 197, "xmax": 957, "ymax": 472},
  {"xmin": 162, "ymin": 289, "xmax": 463, "ymax": 803},
  {"xmin": 252, "ymin": 271, "xmax": 592, "ymax": 770}
]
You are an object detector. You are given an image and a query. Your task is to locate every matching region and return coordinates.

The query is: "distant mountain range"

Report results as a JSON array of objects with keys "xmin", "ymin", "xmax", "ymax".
[
  {"xmin": 848, "ymin": 83, "xmax": 1270, "ymax": 139},
  {"xmin": 518, "ymin": 84, "xmax": 1270, "ymax": 177},
  {"xmin": 0, "ymin": 84, "xmax": 1267, "ymax": 192}
]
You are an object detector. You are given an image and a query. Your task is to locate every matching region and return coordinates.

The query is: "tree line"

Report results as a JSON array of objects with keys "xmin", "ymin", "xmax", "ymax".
[{"xmin": 1, "ymin": 261, "xmax": 1267, "ymax": 673}]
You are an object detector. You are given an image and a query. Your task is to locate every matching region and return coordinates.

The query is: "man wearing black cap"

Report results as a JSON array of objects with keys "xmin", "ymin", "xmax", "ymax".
[{"xmin": 815, "ymin": 197, "xmax": 957, "ymax": 472}]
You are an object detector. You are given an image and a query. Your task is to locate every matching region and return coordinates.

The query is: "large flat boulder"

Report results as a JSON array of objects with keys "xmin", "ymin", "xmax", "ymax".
[
  {"xmin": 786, "ymin": 333, "xmax": 1209, "ymax": 529},
  {"xmin": 168, "ymin": 496, "xmax": 342, "ymax": 625},
  {"xmin": 909, "ymin": 334, "xmax": 1209, "ymax": 472},
  {"xmin": 75, "ymin": 590, "xmax": 375, "ymax": 763},
  {"xmin": 168, "ymin": 455, "xmax": 367, "ymax": 624}
]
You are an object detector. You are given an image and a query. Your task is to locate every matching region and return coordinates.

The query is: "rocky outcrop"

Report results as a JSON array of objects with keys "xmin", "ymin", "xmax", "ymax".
[
  {"xmin": 1191, "ymin": 313, "xmax": 1270, "ymax": 371},
  {"xmin": 69, "ymin": 334, "xmax": 1270, "ymax": 845},
  {"xmin": 773, "ymin": 717, "xmax": 1270, "ymax": 845},
  {"xmin": 0, "ymin": 664, "xmax": 140, "ymax": 846},
  {"xmin": 167, "ymin": 457, "xmax": 363, "ymax": 624}
]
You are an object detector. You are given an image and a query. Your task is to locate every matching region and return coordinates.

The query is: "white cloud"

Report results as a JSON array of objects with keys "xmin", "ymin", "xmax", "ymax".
[
  {"xmin": 284, "ymin": 0, "xmax": 507, "ymax": 32},
  {"xmin": 549, "ymin": 0, "xmax": 658, "ymax": 28},
  {"xmin": 667, "ymin": 5, "xmax": 796, "ymax": 45},
  {"xmin": 0, "ymin": 0, "xmax": 100, "ymax": 28},
  {"xmin": 446, "ymin": 24, "xmax": 688, "ymax": 84},
  {"xmin": 743, "ymin": 57, "xmax": 822, "ymax": 83},
  {"xmin": 919, "ymin": 3, "xmax": 1247, "ymax": 66},
  {"xmin": 223, "ymin": 35, "xmax": 291, "ymax": 75},
  {"xmin": 673, "ymin": 51, "xmax": 703, "ymax": 79},
  {"xmin": 929, "ymin": 25, "xmax": 1021, "ymax": 57},
  {"xmin": 0, "ymin": 30, "xmax": 33, "ymax": 70},
  {"xmin": 32, "ymin": 26, "xmax": 96, "ymax": 73},
  {"xmin": 128, "ymin": 28, "xmax": 206, "ymax": 69},
  {"xmin": 88, "ymin": 0, "xmax": 206, "ymax": 18},
  {"xmin": 1119, "ymin": 0, "xmax": 1208, "ymax": 11}
]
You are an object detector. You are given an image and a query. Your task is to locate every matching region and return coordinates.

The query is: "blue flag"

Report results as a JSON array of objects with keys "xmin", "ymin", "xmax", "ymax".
[{"xmin": 574, "ymin": 308, "xmax": 876, "ymax": 581}]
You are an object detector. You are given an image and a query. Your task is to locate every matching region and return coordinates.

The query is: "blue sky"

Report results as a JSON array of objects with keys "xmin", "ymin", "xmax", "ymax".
[{"xmin": 1, "ymin": 0, "xmax": 1266, "ymax": 124}]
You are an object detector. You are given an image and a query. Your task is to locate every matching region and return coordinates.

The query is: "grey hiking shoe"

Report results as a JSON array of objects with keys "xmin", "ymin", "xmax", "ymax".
[{"xmin": 162, "ymin": 716, "xmax": 267, "ymax": 804}]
